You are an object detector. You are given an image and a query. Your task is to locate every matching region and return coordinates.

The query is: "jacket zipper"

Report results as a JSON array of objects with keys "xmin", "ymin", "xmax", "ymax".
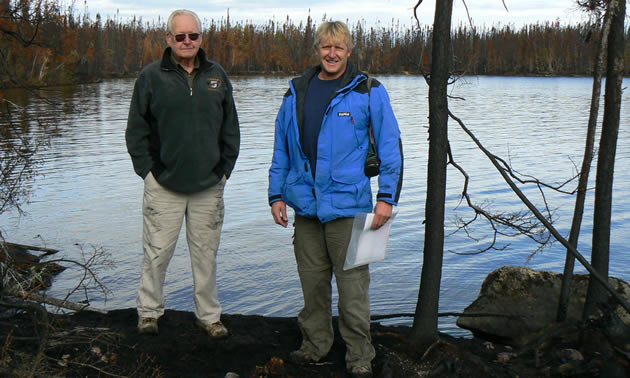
[
  {"xmin": 163, "ymin": 59, "xmax": 211, "ymax": 97},
  {"xmin": 189, "ymin": 71, "xmax": 194, "ymax": 96}
]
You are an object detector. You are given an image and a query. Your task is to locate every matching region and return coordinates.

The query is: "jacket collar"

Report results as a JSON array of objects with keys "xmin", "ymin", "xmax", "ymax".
[
  {"xmin": 160, "ymin": 47, "xmax": 213, "ymax": 71},
  {"xmin": 338, "ymin": 60, "xmax": 362, "ymax": 90},
  {"xmin": 292, "ymin": 61, "xmax": 366, "ymax": 145}
]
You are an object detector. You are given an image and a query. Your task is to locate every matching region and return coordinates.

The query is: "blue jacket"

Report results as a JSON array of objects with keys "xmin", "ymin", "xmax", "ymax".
[{"xmin": 268, "ymin": 62, "xmax": 403, "ymax": 223}]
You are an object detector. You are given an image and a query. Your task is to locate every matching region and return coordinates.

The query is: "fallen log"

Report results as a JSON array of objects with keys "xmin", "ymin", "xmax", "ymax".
[
  {"xmin": 8, "ymin": 289, "xmax": 107, "ymax": 314},
  {"xmin": 1, "ymin": 241, "xmax": 59, "ymax": 256}
]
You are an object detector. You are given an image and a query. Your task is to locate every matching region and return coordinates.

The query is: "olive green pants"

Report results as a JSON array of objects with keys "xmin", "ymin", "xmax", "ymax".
[{"xmin": 293, "ymin": 214, "xmax": 375, "ymax": 369}]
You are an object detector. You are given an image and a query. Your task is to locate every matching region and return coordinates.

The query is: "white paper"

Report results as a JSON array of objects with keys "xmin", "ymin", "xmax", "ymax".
[{"xmin": 343, "ymin": 211, "xmax": 397, "ymax": 270}]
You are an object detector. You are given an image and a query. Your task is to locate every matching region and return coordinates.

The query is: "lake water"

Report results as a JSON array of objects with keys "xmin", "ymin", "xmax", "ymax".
[{"xmin": 2, "ymin": 75, "xmax": 629, "ymax": 336}]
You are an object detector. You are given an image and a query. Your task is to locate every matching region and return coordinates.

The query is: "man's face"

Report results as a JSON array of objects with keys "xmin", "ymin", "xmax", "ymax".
[
  {"xmin": 166, "ymin": 14, "xmax": 202, "ymax": 61},
  {"xmin": 317, "ymin": 38, "xmax": 351, "ymax": 80}
]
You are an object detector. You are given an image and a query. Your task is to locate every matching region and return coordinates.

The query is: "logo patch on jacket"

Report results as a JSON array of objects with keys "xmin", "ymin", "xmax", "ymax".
[
  {"xmin": 207, "ymin": 78, "xmax": 222, "ymax": 89},
  {"xmin": 338, "ymin": 112, "xmax": 351, "ymax": 117}
]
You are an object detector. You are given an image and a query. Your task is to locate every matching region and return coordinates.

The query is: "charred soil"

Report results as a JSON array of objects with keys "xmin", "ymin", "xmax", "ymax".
[{"xmin": 3, "ymin": 307, "xmax": 627, "ymax": 377}]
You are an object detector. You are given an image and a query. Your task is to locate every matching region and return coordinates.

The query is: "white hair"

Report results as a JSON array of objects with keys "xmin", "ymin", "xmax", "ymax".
[{"xmin": 167, "ymin": 9, "xmax": 202, "ymax": 33}]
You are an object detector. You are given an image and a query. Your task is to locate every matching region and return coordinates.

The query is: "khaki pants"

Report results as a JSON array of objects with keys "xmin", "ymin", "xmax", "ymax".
[
  {"xmin": 293, "ymin": 214, "xmax": 375, "ymax": 369},
  {"xmin": 137, "ymin": 172, "xmax": 226, "ymax": 325}
]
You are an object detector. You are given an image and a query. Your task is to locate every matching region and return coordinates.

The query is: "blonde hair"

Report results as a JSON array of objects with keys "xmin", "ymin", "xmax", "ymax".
[{"xmin": 313, "ymin": 21, "xmax": 354, "ymax": 51}]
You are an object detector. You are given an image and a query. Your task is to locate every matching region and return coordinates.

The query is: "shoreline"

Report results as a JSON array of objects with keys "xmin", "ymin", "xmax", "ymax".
[
  {"xmin": 0, "ymin": 306, "xmax": 539, "ymax": 377},
  {"xmin": 0, "ymin": 71, "xmax": 611, "ymax": 90}
]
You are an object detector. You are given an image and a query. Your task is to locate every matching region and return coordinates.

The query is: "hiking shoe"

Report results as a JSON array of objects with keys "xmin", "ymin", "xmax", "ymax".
[
  {"xmin": 138, "ymin": 317, "xmax": 158, "ymax": 335},
  {"xmin": 196, "ymin": 319, "xmax": 229, "ymax": 338},
  {"xmin": 288, "ymin": 349, "xmax": 318, "ymax": 364},
  {"xmin": 349, "ymin": 364, "xmax": 373, "ymax": 378}
]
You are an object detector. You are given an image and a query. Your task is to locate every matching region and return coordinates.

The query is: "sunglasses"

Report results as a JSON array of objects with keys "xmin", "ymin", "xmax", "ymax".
[{"xmin": 173, "ymin": 33, "xmax": 200, "ymax": 42}]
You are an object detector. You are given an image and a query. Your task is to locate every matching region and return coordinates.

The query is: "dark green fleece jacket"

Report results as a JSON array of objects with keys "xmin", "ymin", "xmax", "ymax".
[{"xmin": 126, "ymin": 47, "xmax": 240, "ymax": 193}]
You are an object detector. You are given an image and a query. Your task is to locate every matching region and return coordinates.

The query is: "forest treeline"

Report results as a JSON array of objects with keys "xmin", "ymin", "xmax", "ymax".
[{"xmin": 0, "ymin": 1, "xmax": 626, "ymax": 87}]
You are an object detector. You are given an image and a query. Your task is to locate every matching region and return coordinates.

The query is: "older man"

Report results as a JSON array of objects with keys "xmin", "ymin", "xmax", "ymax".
[
  {"xmin": 126, "ymin": 9, "xmax": 240, "ymax": 338},
  {"xmin": 268, "ymin": 21, "xmax": 403, "ymax": 377}
]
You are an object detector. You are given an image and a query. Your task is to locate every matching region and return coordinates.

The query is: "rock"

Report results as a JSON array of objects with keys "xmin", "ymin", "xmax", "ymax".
[
  {"xmin": 559, "ymin": 348, "xmax": 583, "ymax": 361},
  {"xmin": 495, "ymin": 352, "xmax": 516, "ymax": 363},
  {"xmin": 456, "ymin": 265, "xmax": 630, "ymax": 346}
]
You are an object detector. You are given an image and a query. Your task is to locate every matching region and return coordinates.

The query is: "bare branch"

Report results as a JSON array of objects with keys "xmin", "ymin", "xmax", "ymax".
[
  {"xmin": 43, "ymin": 245, "xmax": 114, "ymax": 309},
  {"xmin": 461, "ymin": 0, "xmax": 473, "ymax": 28},
  {"xmin": 445, "ymin": 137, "xmax": 553, "ymax": 255},
  {"xmin": 448, "ymin": 109, "xmax": 630, "ymax": 315},
  {"xmin": 47, "ymin": 356, "xmax": 128, "ymax": 377},
  {"xmin": 459, "ymin": 0, "xmax": 507, "ymax": 29},
  {"xmin": 499, "ymin": 155, "xmax": 579, "ymax": 195},
  {"xmin": 10, "ymin": 290, "xmax": 107, "ymax": 314},
  {"xmin": 413, "ymin": 0, "xmax": 425, "ymax": 28}
]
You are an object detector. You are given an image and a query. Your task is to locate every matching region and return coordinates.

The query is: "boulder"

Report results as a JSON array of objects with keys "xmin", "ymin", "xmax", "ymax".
[{"xmin": 456, "ymin": 265, "xmax": 630, "ymax": 346}]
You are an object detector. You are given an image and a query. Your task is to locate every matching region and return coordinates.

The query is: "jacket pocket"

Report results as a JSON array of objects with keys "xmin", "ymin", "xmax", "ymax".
[
  {"xmin": 283, "ymin": 171, "xmax": 313, "ymax": 214},
  {"xmin": 330, "ymin": 169, "xmax": 371, "ymax": 210}
]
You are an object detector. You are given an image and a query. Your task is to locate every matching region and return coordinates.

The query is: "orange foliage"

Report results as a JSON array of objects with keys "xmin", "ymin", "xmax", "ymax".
[{"xmin": 0, "ymin": 1, "xmax": 622, "ymax": 86}]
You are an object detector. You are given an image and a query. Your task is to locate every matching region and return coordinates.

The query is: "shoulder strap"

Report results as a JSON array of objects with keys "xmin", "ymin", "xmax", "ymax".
[{"xmin": 367, "ymin": 76, "xmax": 376, "ymax": 147}]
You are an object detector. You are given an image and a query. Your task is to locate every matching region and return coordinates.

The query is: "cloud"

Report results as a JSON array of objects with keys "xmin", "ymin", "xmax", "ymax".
[{"xmin": 82, "ymin": 0, "xmax": 583, "ymax": 28}]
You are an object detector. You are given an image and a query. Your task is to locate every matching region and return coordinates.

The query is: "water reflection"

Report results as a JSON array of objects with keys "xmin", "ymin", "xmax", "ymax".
[{"xmin": 1, "ymin": 76, "xmax": 629, "ymax": 336}]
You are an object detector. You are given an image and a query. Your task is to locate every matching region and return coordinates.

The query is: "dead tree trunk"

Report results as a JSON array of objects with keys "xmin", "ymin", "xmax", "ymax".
[
  {"xmin": 583, "ymin": 0, "xmax": 625, "ymax": 319},
  {"xmin": 557, "ymin": 0, "xmax": 618, "ymax": 322},
  {"xmin": 409, "ymin": 0, "xmax": 453, "ymax": 350}
]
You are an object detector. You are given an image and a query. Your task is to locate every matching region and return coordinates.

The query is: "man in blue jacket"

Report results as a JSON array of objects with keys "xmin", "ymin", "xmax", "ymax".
[
  {"xmin": 126, "ymin": 9, "xmax": 239, "ymax": 338},
  {"xmin": 268, "ymin": 21, "xmax": 403, "ymax": 378}
]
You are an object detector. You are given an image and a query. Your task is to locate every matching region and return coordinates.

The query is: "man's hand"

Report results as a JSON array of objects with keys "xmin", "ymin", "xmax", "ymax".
[
  {"xmin": 371, "ymin": 201, "xmax": 393, "ymax": 230},
  {"xmin": 271, "ymin": 200, "xmax": 289, "ymax": 227}
]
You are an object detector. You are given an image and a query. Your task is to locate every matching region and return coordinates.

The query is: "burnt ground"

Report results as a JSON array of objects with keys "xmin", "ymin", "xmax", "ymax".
[{"xmin": 2, "ymin": 307, "xmax": 628, "ymax": 377}]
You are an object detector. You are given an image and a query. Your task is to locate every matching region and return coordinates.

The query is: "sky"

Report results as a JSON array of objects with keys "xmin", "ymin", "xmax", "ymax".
[{"xmin": 80, "ymin": 0, "xmax": 588, "ymax": 29}]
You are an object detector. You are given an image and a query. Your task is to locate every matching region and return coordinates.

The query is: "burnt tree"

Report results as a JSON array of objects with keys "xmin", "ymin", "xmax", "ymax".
[
  {"xmin": 583, "ymin": 0, "xmax": 626, "ymax": 319},
  {"xmin": 409, "ymin": 0, "xmax": 453, "ymax": 349}
]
